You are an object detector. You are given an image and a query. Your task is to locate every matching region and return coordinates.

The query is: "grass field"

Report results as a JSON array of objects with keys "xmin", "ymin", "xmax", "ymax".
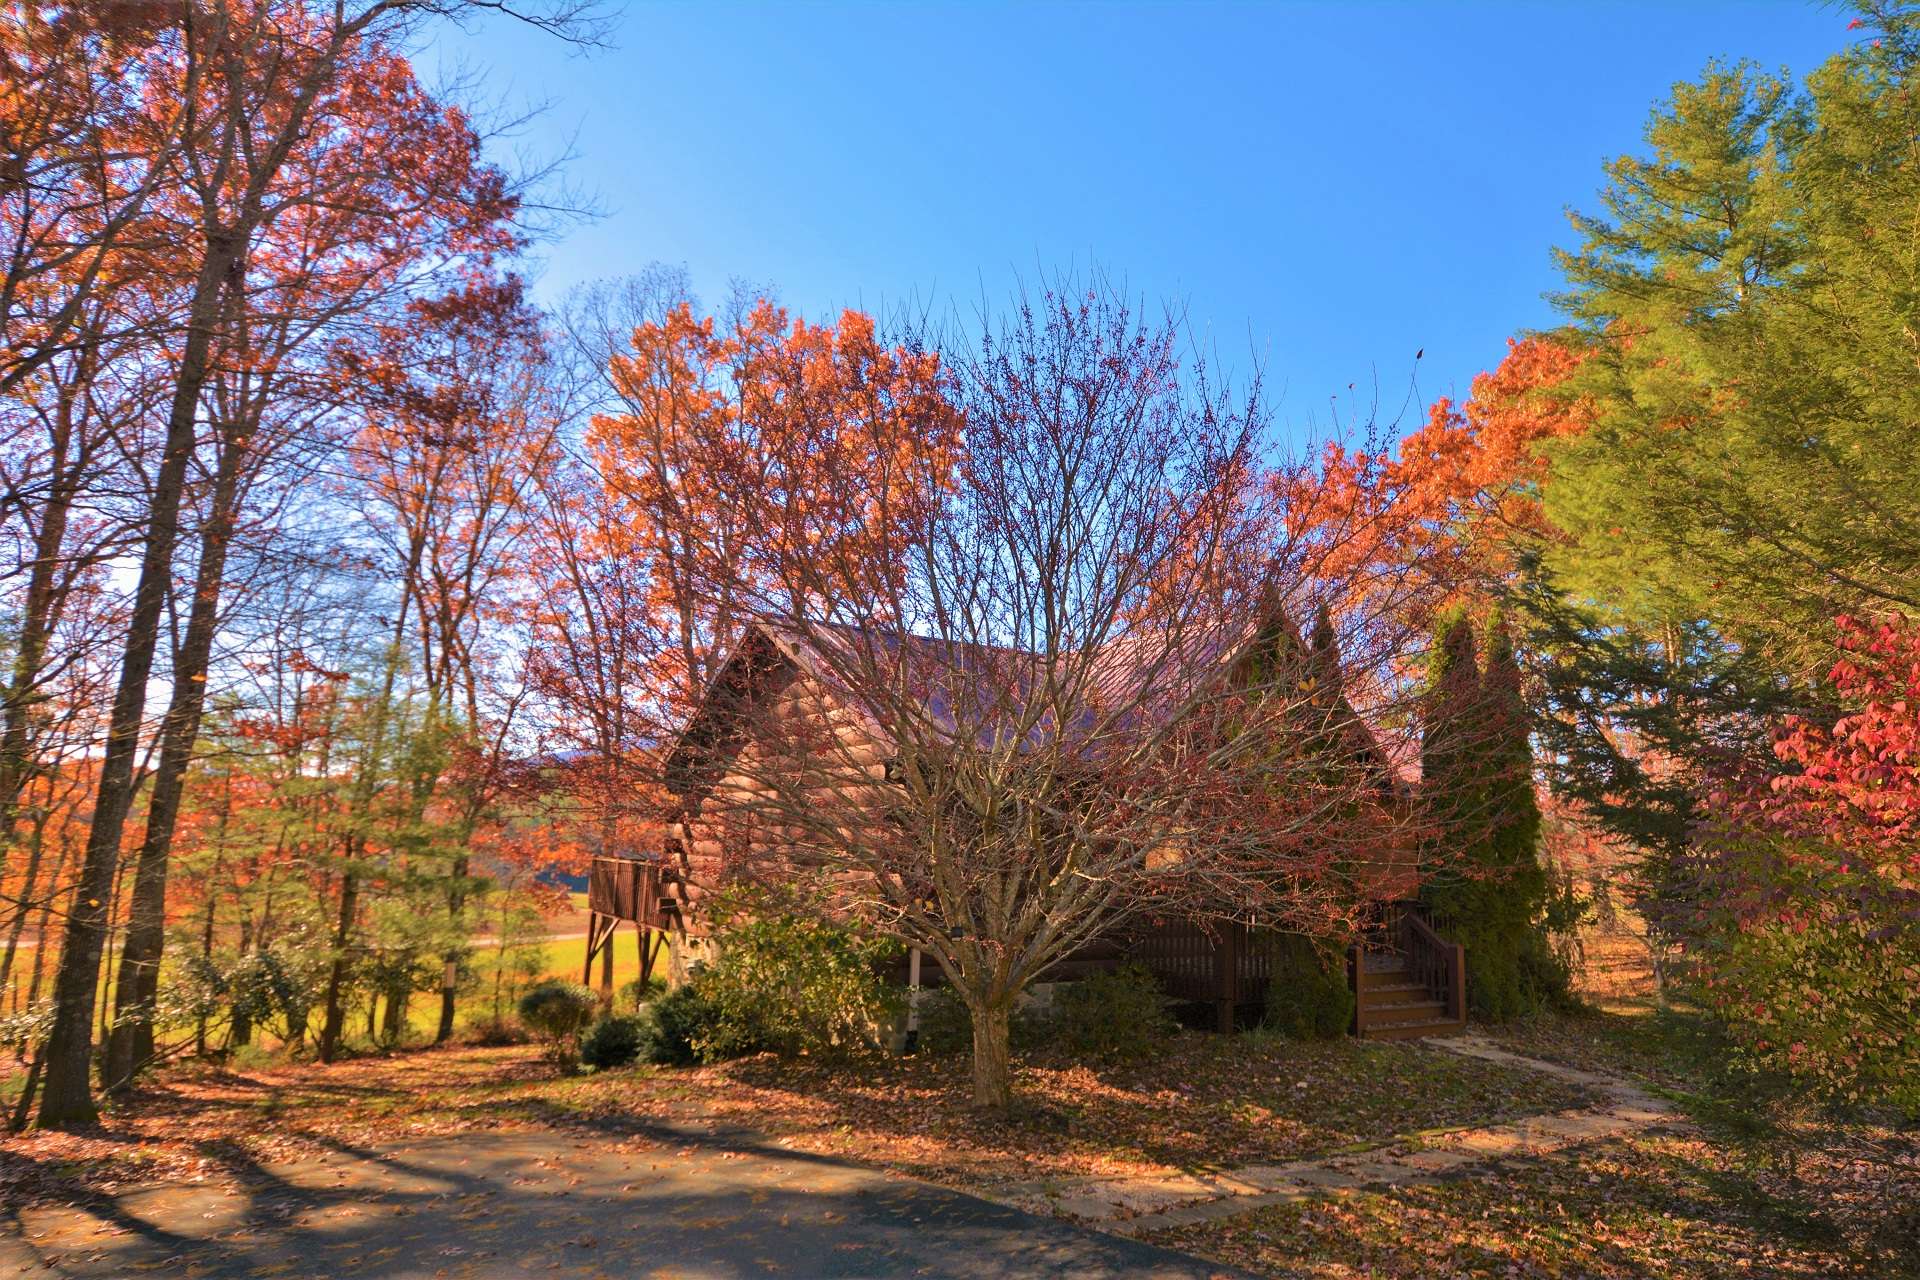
[
  {"xmin": 401, "ymin": 922, "xmax": 668, "ymax": 1039},
  {"xmin": 1, "ymin": 911, "xmax": 669, "ymax": 1061}
]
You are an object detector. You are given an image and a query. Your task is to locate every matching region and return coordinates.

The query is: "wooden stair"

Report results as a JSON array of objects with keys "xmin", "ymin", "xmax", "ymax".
[{"xmin": 1351, "ymin": 909, "xmax": 1467, "ymax": 1040}]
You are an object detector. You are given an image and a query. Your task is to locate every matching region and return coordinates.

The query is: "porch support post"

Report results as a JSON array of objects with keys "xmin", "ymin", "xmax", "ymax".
[
  {"xmin": 1215, "ymin": 925, "xmax": 1240, "ymax": 1033},
  {"xmin": 582, "ymin": 912, "xmax": 600, "ymax": 985},
  {"xmin": 1350, "ymin": 943, "xmax": 1367, "ymax": 1037},
  {"xmin": 1449, "ymin": 943, "xmax": 1467, "ymax": 1023}
]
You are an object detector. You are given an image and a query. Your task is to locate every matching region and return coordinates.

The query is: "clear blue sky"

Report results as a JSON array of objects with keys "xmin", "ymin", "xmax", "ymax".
[{"xmin": 429, "ymin": 1, "xmax": 1853, "ymax": 441}]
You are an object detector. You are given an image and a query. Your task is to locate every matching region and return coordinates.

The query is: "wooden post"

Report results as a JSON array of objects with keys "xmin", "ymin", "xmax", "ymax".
[
  {"xmin": 638, "ymin": 927, "xmax": 653, "ymax": 990},
  {"xmin": 599, "ymin": 919, "xmax": 615, "ymax": 999},
  {"xmin": 1448, "ymin": 943, "xmax": 1467, "ymax": 1023},
  {"xmin": 581, "ymin": 912, "xmax": 599, "ymax": 985},
  {"xmin": 1349, "ymin": 943, "xmax": 1367, "ymax": 1037},
  {"xmin": 1215, "ymin": 925, "xmax": 1240, "ymax": 1033},
  {"xmin": 906, "ymin": 947, "xmax": 923, "ymax": 1052}
]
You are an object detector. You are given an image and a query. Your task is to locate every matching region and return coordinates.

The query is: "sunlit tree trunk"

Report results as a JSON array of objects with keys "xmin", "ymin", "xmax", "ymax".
[
  {"xmin": 34, "ymin": 234, "xmax": 236, "ymax": 1128},
  {"xmin": 966, "ymin": 996, "xmax": 1014, "ymax": 1111},
  {"xmin": 104, "ymin": 434, "xmax": 246, "ymax": 1092},
  {"xmin": 318, "ymin": 858, "xmax": 360, "ymax": 1063}
]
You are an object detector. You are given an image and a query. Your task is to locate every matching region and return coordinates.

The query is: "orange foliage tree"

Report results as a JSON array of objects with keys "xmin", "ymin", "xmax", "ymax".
[
  {"xmin": 35, "ymin": 0, "xmax": 536, "ymax": 1127},
  {"xmin": 524, "ymin": 281, "xmax": 964, "ymax": 859},
  {"xmin": 664, "ymin": 282, "xmax": 1442, "ymax": 1109},
  {"xmin": 1303, "ymin": 337, "xmax": 1590, "ymax": 620}
]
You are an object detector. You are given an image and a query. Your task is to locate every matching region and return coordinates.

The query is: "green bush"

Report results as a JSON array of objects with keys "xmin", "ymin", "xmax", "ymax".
[
  {"xmin": 619, "ymin": 974, "xmax": 668, "ymax": 1012},
  {"xmin": 645, "ymin": 981, "xmax": 717, "ymax": 1066},
  {"xmin": 1258, "ymin": 933, "xmax": 1355, "ymax": 1040},
  {"xmin": 516, "ymin": 980, "xmax": 598, "ymax": 1066},
  {"xmin": 581, "ymin": 1013, "xmax": 651, "ymax": 1069},
  {"xmin": 913, "ymin": 988, "xmax": 975, "ymax": 1055},
  {"xmin": 1050, "ymin": 964, "xmax": 1176, "ymax": 1059},
  {"xmin": 911, "ymin": 987, "xmax": 1051, "ymax": 1056},
  {"xmin": 466, "ymin": 1016, "xmax": 529, "ymax": 1047},
  {"xmin": 681, "ymin": 885, "xmax": 902, "ymax": 1062},
  {"xmin": 1454, "ymin": 923, "xmax": 1573, "ymax": 1022}
]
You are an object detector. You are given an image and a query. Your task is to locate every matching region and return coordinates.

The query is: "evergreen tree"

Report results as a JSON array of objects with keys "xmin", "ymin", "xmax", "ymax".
[
  {"xmin": 1515, "ymin": 556, "xmax": 1795, "ymax": 867},
  {"xmin": 1420, "ymin": 612, "xmax": 1565, "ymax": 1018},
  {"xmin": 1419, "ymin": 611, "xmax": 1482, "ymax": 845},
  {"xmin": 1543, "ymin": 9, "xmax": 1920, "ymax": 674}
]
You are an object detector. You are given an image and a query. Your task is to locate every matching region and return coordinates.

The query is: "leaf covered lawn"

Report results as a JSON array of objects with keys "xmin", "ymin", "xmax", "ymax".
[
  {"xmin": 0, "ymin": 1027, "xmax": 1591, "ymax": 1208},
  {"xmin": 1148, "ymin": 1129, "xmax": 1915, "ymax": 1279},
  {"xmin": 582, "ymin": 1030, "xmax": 1597, "ymax": 1186},
  {"xmin": 1150, "ymin": 1003, "xmax": 1919, "ymax": 1278}
]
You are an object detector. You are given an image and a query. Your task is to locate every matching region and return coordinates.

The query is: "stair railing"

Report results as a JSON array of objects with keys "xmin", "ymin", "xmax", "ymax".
[{"xmin": 1399, "ymin": 908, "xmax": 1466, "ymax": 1024}]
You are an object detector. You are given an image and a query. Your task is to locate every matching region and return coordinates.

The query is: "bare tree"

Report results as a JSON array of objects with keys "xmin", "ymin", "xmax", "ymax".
[{"xmin": 668, "ymin": 281, "xmax": 1435, "ymax": 1109}]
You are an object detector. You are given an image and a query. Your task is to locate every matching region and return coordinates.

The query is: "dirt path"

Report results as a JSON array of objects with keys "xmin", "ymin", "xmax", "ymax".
[{"xmin": 989, "ymin": 1033, "xmax": 1685, "ymax": 1236}]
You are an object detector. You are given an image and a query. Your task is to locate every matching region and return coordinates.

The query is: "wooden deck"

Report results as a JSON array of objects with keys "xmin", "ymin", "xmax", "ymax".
[
  {"xmin": 582, "ymin": 856, "xmax": 675, "ymax": 995},
  {"xmin": 1126, "ymin": 907, "xmax": 1466, "ymax": 1039}
]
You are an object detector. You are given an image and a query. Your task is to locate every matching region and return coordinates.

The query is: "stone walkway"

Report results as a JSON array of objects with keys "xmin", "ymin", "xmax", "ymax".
[{"xmin": 991, "ymin": 1034, "xmax": 1684, "ymax": 1236}]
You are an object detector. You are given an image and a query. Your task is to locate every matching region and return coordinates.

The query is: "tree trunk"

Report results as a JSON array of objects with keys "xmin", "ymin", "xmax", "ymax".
[
  {"xmin": 103, "ymin": 455, "xmax": 242, "ymax": 1092},
  {"xmin": 433, "ymin": 852, "xmax": 469, "ymax": 1043},
  {"xmin": 0, "ymin": 811, "xmax": 52, "ymax": 998},
  {"xmin": 228, "ymin": 915, "xmax": 255, "ymax": 1050},
  {"xmin": 193, "ymin": 850, "xmax": 221, "ymax": 1058},
  {"xmin": 0, "ymin": 443, "xmax": 77, "ymax": 852},
  {"xmin": 15, "ymin": 842, "xmax": 70, "ymax": 1057},
  {"xmin": 968, "ymin": 997, "xmax": 1014, "ymax": 1111},
  {"xmin": 317, "ymin": 863, "xmax": 359, "ymax": 1063},
  {"xmin": 381, "ymin": 983, "xmax": 406, "ymax": 1047},
  {"xmin": 96, "ymin": 854, "xmax": 131, "ymax": 1050},
  {"xmin": 35, "ymin": 234, "xmax": 237, "ymax": 1128},
  {"xmin": 435, "ymin": 956, "xmax": 459, "ymax": 1042}
]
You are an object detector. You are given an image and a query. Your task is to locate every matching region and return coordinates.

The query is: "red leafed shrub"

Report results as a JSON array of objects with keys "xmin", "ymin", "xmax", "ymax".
[{"xmin": 1667, "ymin": 617, "xmax": 1920, "ymax": 1110}]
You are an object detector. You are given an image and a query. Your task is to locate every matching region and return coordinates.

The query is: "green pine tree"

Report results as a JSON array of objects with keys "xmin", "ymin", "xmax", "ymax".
[
  {"xmin": 1420, "ymin": 612, "xmax": 1566, "ymax": 1019},
  {"xmin": 1542, "ymin": 9, "xmax": 1920, "ymax": 673}
]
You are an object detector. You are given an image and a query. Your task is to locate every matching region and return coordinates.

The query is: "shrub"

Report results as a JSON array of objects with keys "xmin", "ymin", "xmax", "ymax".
[
  {"xmin": 466, "ymin": 1016, "xmax": 529, "ymax": 1047},
  {"xmin": 645, "ymin": 981, "xmax": 717, "ymax": 1066},
  {"xmin": 154, "ymin": 940, "xmax": 330, "ymax": 1047},
  {"xmin": 913, "ymin": 988, "xmax": 975, "ymax": 1055},
  {"xmin": 1652, "ymin": 618, "xmax": 1920, "ymax": 1113},
  {"xmin": 619, "ymin": 974, "xmax": 668, "ymax": 1012},
  {"xmin": 227, "ymin": 948, "xmax": 329, "ymax": 1044},
  {"xmin": 1049, "ymin": 963, "xmax": 1176, "ymax": 1059},
  {"xmin": 516, "ymin": 980, "xmax": 598, "ymax": 1066},
  {"xmin": 684, "ymin": 885, "xmax": 902, "ymax": 1062},
  {"xmin": 1454, "ymin": 921, "xmax": 1573, "ymax": 1021},
  {"xmin": 581, "ymin": 1013, "xmax": 651, "ymax": 1069},
  {"xmin": 911, "ymin": 987, "xmax": 1051, "ymax": 1056},
  {"xmin": 156, "ymin": 951, "xmax": 229, "ymax": 1033},
  {"xmin": 1258, "ymin": 933, "xmax": 1355, "ymax": 1040},
  {"xmin": 1668, "ymin": 824, "xmax": 1920, "ymax": 1113}
]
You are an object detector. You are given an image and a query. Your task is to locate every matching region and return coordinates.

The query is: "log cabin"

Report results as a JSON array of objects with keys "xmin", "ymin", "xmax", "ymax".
[{"xmin": 585, "ymin": 611, "xmax": 1467, "ymax": 1040}]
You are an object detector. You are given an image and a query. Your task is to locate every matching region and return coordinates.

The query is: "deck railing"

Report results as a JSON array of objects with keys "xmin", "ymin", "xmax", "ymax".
[
  {"xmin": 1399, "ymin": 908, "xmax": 1466, "ymax": 1023},
  {"xmin": 1128, "ymin": 919, "xmax": 1274, "ymax": 1030},
  {"xmin": 587, "ymin": 855, "xmax": 669, "ymax": 926}
]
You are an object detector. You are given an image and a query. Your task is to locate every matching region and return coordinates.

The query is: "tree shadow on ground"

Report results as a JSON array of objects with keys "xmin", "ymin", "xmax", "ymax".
[{"xmin": 0, "ymin": 1122, "xmax": 1246, "ymax": 1280}]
